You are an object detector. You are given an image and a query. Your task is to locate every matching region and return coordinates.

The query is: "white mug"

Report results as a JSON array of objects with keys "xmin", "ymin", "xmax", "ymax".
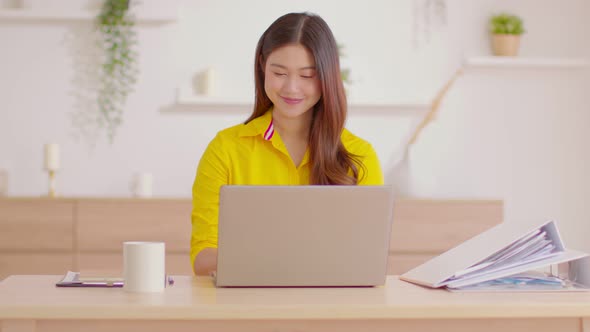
[
  {"xmin": 130, "ymin": 172, "xmax": 153, "ymax": 198},
  {"xmin": 123, "ymin": 241, "xmax": 166, "ymax": 293}
]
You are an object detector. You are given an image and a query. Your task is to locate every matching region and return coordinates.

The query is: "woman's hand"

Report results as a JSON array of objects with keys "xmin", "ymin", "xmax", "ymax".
[{"xmin": 193, "ymin": 247, "xmax": 218, "ymax": 276}]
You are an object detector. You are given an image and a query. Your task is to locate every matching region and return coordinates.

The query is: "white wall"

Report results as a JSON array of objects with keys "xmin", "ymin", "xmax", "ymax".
[{"xmin": 0, "ymin": 0, "xmax": 589, "ymax": 249}]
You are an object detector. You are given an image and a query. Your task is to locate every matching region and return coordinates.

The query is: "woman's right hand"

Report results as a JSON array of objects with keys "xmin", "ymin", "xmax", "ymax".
[{"xmin": 193, "ymin": 247, "xmax": 218, "ymax": 276}]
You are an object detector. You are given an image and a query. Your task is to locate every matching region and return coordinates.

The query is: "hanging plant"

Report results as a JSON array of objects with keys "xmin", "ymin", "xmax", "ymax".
[
  {"xmin": 96, "ymin": 0, "xmax": 139, "ymax": 143},
  {"xmin": 337, "ymin": 43, "xmax": 352, "ymax": 91}
]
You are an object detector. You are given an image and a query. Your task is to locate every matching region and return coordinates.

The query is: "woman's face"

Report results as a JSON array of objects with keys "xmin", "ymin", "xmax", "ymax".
[{"xmin": 264, "ymin": 44, "xmax": 321, "ymax": 120}]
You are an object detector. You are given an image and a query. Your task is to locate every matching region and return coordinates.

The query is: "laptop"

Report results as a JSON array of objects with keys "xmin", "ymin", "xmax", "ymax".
[{"xmin": 214, "ymin": 185, "xmax": 394, "ymax": 287}]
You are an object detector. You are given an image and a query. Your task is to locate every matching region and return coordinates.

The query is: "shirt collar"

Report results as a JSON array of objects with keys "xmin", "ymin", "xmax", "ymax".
[{"xmin": 239, "ymin": 107, "xmax": 274, "ymax": 140}]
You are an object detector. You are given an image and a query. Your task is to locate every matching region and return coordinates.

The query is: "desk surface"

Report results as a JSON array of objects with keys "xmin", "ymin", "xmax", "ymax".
[{"xmin": 2, "ymin": 275, "xmax": 590, "ymax": 320}]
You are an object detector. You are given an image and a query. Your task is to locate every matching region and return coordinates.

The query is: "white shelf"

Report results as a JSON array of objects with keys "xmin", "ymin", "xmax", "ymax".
[
  {"xmin": 0, "ymin": 8, "xmax": 177, "ymax": 23},
  {"xmin": 173, "ymin": 87, "xmax": 431, "ymax": 113},
  {"xmin": 465, "ymin": 56, "xmax": 590, "ymax": 69}
]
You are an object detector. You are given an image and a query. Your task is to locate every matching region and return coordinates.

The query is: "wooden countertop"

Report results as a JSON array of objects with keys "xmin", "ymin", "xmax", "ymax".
[{"xmin": 2, "ymin": 275, "xmax": 590, "ymax": 320}]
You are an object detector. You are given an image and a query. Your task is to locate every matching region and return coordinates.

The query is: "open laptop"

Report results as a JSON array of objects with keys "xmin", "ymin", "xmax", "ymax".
[{"xmin": 214, "ymin": 185, "xmax": 394, "ymax": 287}]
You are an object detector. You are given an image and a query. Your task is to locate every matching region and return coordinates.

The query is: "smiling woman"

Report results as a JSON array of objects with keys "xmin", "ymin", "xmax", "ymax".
[
  {"xmin": 265, "ymin": 45, "xmax": 321, "ymax": 119},
  {"xmin": 262, "ymin": 44, "xmax": 322, "ymax": 166},
  {"xmin": 190, "ymin": 12, "xmax": 384, "ymax": 276}
]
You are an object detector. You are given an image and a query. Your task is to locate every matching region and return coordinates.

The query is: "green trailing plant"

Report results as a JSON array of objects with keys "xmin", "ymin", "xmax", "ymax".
[
  {"xmin": 337, "ymin": 43, "xmax": 351, "ymax": 90},
  {"xmin": 489, "ymin": 13, "xmax": 525, "ymax": 35},
  {"xmin": 97, "ymin": 0, "xmax": 139, "ymax": 143}
]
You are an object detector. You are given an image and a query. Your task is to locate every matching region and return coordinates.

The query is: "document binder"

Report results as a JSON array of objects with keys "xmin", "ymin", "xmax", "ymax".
[{"xmin": 400, "ymin": 220, "xmax": 590, "ymax": 291}]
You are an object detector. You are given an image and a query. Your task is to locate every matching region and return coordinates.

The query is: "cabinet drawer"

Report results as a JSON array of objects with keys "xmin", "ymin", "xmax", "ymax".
[
  {"xmin": 77, "ymin": 199, "xmax": 192, "ymax": 252},
  {"xmin": 77, "ymin": 252, "xmax": 193, "ymax": 276},
  {"xmin": 0, "ymin": 199, "xmax": 74, "ymax": 250},
  {"xmin": 0, "ymin": 253, "xmax": 74, "ymax": 280},
  {"xmin": 387, "ymin": 253, "xmax": 436, "ymax": 275},
  {"xmin": 391, "ymin": 199, "xmax": 502, "ymax": 252}
]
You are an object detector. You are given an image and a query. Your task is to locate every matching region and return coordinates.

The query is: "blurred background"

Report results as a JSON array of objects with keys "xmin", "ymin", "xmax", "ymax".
[{"xmin": 0, "ymin": 0, "xmax": 589, "ymax": 250}]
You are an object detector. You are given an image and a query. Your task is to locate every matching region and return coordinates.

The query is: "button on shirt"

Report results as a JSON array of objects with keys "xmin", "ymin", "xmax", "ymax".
[{"xmin": 190, "ymin": 109, "xmax": 384, "ymax": 265}]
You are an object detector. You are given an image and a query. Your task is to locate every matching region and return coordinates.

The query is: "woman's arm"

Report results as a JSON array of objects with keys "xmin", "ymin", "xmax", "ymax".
[{"xmin": 191, "ymin": 134, "xmax": 228, "ymax": 275}]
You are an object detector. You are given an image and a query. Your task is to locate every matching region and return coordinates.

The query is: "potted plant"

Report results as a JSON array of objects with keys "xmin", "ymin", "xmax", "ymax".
[
  {"xmin": 489, "ymin": 13, "xmax": 525, "ymax": 56},
  {"xmin": 337, "ymin": 43, "xmax": 352, "ymax": 94},
  {"xmin": 97, "ymin": 0, "xmax": 139, "ymax": 143}
]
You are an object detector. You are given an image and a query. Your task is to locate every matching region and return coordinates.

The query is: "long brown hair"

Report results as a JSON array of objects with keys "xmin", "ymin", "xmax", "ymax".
[{"xmin": 246, "ymin": 12, "xmax": 362, "ymax": 185}]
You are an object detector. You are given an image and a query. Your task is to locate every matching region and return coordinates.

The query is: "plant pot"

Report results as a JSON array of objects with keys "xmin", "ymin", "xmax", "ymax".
[{"xmin": 491, "ymin": 34, "xmax": 521, "ymax": 56}]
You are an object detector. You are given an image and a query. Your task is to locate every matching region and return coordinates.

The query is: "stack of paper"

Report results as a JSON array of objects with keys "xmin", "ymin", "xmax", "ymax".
[
  {"xmin": 447, "ymin": 271, "xmax": 568, "ymax": 292},
  {"xmin": 444, "ymin": 226, "xmax": 558, "ymax": 288}
]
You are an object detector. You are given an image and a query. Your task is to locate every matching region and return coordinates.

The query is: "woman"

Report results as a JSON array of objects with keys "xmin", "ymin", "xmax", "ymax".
[{"xmin": 191, "ymin": 12, "xmax": 383, "ymax": 275}]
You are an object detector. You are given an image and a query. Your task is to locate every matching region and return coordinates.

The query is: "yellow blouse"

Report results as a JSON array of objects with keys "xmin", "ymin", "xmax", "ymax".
[{"xmin": 190, "ymin": 110, "xmax": 384, "ymax": 266}]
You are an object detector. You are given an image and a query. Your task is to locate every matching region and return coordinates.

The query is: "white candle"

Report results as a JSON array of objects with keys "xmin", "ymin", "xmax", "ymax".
[
  {"xmin": 44, "ymin": 144, "xmax": 60, "ymax": 171},
  {"xmin": 0, "ymin": 169, "xmax": 7, "ymax": 196},
  {"xmin": 131, "ymin": 172, "xmax": 153, "ymax": 198},
  {"xmin": 199, "ymin": 67, "xmax": 215, "ymax": 96}
]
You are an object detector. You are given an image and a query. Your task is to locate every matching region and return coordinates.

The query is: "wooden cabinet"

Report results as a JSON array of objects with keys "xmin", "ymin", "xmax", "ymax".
[
  {"xmin": 75, "ymin": 199, "xmax": 193, "ymax": 276},
  {"xmin": 0, "ymin": 197, "xmax": 502, "ymax": 279},
  {"xmin": 0, "ymin": 198, "xmax": 192, "ymax": 279},
  {"xmin": 76, "ymin": 200, "xmax": 191, "ymax": 253},
  {"xmin": 0, "ymin": 199, "xmax": 76, "ymax": 279},
  {"xmin": 389, "ymin": 199, "xmax": 503, "ymax": 273},
  {"xmin": 0, "ymin": 199, "xmax": 75, "ymax": 251}
]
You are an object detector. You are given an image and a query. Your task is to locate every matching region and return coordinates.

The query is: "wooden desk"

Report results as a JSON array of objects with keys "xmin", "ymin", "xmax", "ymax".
[{"xmin": 2, "ymin": 275, "xmax": 590, "ymax": 332}]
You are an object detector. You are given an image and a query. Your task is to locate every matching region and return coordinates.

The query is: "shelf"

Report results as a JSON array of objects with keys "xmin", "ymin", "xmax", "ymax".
[
  {"xmin": 0, "ymin": 8, "xmax": 177, "ymax": 23},
  {"xmin": 173, "ymin": 87, "xmax": 431, "ymax": 113},
  {"xmin": 464, "ymin": 56, "xmax": 590, "ymax": 69}
]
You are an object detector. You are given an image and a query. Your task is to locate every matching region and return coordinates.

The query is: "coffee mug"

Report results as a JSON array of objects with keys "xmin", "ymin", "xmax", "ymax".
[{"xmin": 123, "ymin": 241, "xmax": 166, "ymax": 293}]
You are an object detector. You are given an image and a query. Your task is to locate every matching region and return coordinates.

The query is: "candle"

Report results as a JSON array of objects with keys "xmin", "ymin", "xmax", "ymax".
[
  {"xmin": 0, "ymin": 169, "xmax": 7, "ymax": 196},
  {"xmin": 44, "ymin": 144, "xmax": 60, "ymax": 171},
  {"xmin": 131, "ymin": 172, "xmax": 153, "ymax": 198},
  {"xmin": 199, "ymin": 67, "xmax": 215, "ymax": 96}
]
